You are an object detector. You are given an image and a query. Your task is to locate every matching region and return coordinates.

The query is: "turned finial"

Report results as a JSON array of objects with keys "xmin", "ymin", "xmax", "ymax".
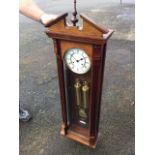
[{"xmin": 71, "ymin": 0, "xmax": 78, "ymax": 26}]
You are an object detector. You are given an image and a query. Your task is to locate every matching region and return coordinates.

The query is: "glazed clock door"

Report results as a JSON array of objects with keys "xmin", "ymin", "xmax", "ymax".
[{"xmin": 63, "ymin": 48, "xmax": 91, "ymax": 133}]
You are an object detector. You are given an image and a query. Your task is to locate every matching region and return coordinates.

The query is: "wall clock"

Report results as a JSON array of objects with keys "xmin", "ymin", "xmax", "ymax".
[{"xmin": 45, "ymin": 1, "xmax": 114, "ymax": 148}]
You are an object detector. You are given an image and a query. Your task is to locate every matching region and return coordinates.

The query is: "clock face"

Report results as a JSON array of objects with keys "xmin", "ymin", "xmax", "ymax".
[{"xmin": 64, "ymin": 48, "xmax": 91, "ymax": 74}]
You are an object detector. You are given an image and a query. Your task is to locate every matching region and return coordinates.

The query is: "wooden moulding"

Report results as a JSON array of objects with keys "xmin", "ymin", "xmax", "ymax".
[
  {"xmin": 60, "ymin": 124, "xmax": 98, "ymax": 148},
  {"xmin": 45, "ymin": 12, "xmax": 114, "ymax": 45}
]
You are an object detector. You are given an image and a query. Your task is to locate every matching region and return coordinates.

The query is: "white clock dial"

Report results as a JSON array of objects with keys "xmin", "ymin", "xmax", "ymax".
[{"xmin": 64, "ymin": 48, "xmax": 91, "ymax": 74}]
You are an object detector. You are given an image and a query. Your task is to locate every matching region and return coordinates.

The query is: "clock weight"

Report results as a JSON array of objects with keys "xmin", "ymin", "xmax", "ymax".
[
  {"xmin": 82, "ymin": 81, "xmax": 89, "ymax": 110},
  {"xmin": 74, "ymin": 79, "xmax": 90, "ymax": 126},
  {"xmin": 74, "ymin": 78, "xmax": 81, "ymax": 107}
]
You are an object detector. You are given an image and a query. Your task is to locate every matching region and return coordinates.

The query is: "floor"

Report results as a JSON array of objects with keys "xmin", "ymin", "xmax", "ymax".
[{"xmin": 19, "ymin": 1, "xmax": 135, "ymax": 155}]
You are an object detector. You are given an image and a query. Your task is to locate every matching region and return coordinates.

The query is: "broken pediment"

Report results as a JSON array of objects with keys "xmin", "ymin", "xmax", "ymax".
[{"xmin": 45, "ymin": 13, "xmax": 114, "ymax": 44}]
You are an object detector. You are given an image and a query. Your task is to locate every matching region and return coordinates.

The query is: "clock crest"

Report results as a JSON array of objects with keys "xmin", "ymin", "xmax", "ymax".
[{"xmin": 45, "ymin": 11, "xmax": 113, "ymax": 148}]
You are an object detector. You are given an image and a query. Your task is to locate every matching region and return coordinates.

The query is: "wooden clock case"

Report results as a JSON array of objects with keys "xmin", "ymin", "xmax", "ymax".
[{"xmin": 45, "ymin": 13, "xmax": 113, "ymax": 148}]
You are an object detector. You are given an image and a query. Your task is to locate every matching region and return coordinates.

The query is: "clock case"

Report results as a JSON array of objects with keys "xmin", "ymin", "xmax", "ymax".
[{"xmin": 45, "ymin": 13, "xmax": 113, "ymax": 148}]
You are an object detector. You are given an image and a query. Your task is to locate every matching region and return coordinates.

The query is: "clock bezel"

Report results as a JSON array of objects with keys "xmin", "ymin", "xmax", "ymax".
[{"xmin": 64, "ymin": 48, "xmax": 91, "ymax": 75}]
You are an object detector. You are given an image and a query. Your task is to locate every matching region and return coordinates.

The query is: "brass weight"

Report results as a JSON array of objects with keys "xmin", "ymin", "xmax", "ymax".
[
  {"xmin": 74, "ymin": 79, "xmax": 90, "ymax": 123},
  {"xmin": 74, "ymin": 78, "xmax": 81, "ymax": 106},
  {"xmin": 82, "ymin": 81, "xmax": 89, "ymax": 110}
]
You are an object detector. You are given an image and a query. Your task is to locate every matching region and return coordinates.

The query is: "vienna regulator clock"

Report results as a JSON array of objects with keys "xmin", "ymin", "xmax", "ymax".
[{"xmin": 45, "ymin": 0, "xmax": 114, "ymax": 148}]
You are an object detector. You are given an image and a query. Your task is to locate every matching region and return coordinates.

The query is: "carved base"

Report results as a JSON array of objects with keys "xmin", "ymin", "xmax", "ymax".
[{"xmin": 60, "ymin": 125, "xmax": 98, "ymax": 149}]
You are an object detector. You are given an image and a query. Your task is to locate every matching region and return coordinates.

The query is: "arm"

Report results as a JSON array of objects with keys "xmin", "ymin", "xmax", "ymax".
[{"xmin": 19, "ymin": 0, "xmax": 58, "ymax": 25}]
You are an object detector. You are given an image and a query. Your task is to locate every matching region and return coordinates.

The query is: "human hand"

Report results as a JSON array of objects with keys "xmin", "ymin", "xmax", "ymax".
[{"xmin": 40, "ymin": 13, "xmax": 58, "ymax": 26}]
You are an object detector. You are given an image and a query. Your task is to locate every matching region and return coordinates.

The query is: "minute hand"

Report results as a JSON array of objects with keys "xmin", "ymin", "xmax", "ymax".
[{"xmin": 72, "ymin": 55, "xmax": 78, "ymax": 62}]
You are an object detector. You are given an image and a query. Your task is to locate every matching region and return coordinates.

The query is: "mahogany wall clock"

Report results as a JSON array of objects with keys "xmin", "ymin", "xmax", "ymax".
[{"xmin": 45, "ymin": 1, "xmax": 114, "ymax": 148}]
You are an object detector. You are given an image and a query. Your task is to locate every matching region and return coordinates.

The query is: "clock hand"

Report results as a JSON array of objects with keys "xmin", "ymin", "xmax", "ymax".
[
  {"xmin": 78, "ymin": 56, "xmax": 88, "ymax": 61},
  {"xmin": 72, "ymin": 55, "xmax": 78, "ymax": 62},
  {"xmin": 72, "ymin": 55, "xmax": 82, "ymax": 63},
  {"xmin": 78, "ymin": 57, "xmax": 85, "ymax": 62}
]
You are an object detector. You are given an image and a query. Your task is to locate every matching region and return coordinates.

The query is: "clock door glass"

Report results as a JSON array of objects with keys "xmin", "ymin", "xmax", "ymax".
[
  {"xmin": 64, "ymin": 48, "xmax": 91, "ymax": 74},
  {"xmin": 63, "ymin": 48, "xmax": 91, "ymax": 131}
]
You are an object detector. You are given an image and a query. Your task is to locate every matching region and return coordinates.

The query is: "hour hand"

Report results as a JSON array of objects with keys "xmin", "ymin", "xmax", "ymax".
[{"xmin": 78, "ymin": 57, "xmax": 84, "ymax": 62}]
